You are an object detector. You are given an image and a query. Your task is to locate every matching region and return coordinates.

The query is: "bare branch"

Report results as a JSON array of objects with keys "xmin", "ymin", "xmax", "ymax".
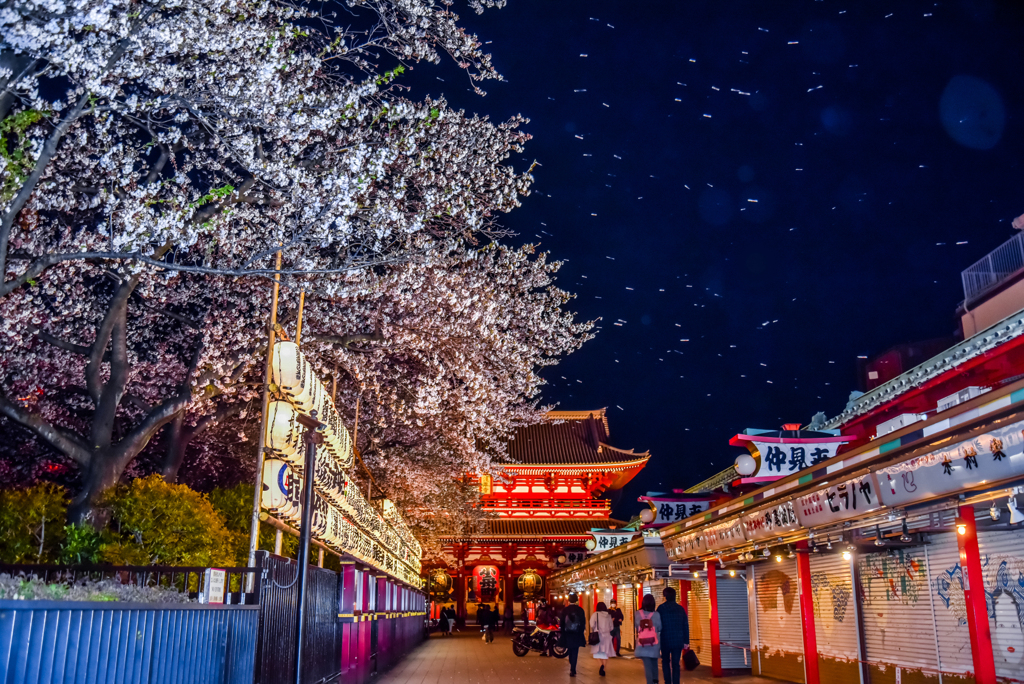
[{"xmin": 0, "ymin": 392, "xmax": 89, "ymax": 465}]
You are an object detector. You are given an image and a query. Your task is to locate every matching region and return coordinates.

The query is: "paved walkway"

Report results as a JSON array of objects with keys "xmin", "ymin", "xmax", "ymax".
[{"xmin": 377, "ymin": 631, "xmax": 775, "ymax": 684}]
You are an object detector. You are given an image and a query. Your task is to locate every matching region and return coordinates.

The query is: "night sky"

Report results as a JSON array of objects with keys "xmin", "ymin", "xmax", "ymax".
[{"xmin": 404, "ymin": 0, "xmax": 1024, "ymax": 517}]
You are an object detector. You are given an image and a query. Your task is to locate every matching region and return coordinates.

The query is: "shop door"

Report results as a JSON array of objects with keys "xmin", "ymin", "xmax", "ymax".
[
  {"xmin": 716, "ymin": 573, "xmax": 751, "ymax": 669},
  {"xmin": 687, "ymin": 579, "xmax": 712, "ymax": 659},
  {"xmin": 752, "ymin": 557, "xmax": 804, "ymax": 683},
  {"xmin": 857, "ymin": 543, "xmax": 942, "ymax": 683},
  {"xmin": 618, "ymin": 583, "xmax": 636, "ymax": 651},
  {"xmin": 808, "ymin": 551, "xmax": 859, "ymax": 684}
]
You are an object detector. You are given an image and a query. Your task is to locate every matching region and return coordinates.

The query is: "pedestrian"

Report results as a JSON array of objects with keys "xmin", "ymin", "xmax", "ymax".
[
  {"xmin": 443, "ymin": 606, "xmax": 457, "ymax": 635},
  {"xmin": 503, "ymin": 603, "xmax": 514, "ymax": 635},
  {"xmin": 438, "ymin": 605, "xmax": 451, "ymax": 636},
  {"xmin": 589, "ymin": 601, "xmax": 616, "ymax": 677},
  {"xmin": 559, "ymin": 592, "xmax": 587, "ymax": 677},
  {"xmin": 635, "ymin": 593, "xmax": 663, "ymax": 684},
  {"xmin": 656, "ymin": 587, "xmax": 689, "ymax": 684},
  {"xmin": 480, "ymin": 604, "xmax": 493, "ymax": 643},
  {"xmin": 489, "ymin": 604, "xmax": 500, "ymax": 640},
  {"xmin": 536, "ymin": 598, "xmax": 555, "ymax": 656},
  {"xmin": 608, "ymin": 599, "xmax": 624, "ymax": 655}
]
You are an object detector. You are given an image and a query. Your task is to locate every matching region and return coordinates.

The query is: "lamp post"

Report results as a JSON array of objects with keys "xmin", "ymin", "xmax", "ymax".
[{"xmin": 294, "ymin": 410, "xmax": 324, "ymax": 684}]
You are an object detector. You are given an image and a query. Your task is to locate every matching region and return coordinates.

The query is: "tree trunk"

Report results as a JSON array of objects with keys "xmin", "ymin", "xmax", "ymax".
[
  {"xmin": 67, "ymin": 448, "xmax": 121, "ymax": 526},
  {"xmin": 162, "ymin": 412, "xmax": 187, "ymax": 483}
]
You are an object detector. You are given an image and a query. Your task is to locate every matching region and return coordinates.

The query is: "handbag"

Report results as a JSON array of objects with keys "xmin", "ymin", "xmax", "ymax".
[
  {"xmin": 683, "ymin": 648, "xmax": 700, "ymax": 671},
  {"xmin": 588, "ymin": 631, "xmax": 600, "ymax": 646}
]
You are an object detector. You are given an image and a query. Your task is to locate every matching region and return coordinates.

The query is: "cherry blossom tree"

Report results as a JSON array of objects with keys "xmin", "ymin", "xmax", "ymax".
[{"xmin": 0, "ymin": 0, "xmax": 594, "ymax": 538}]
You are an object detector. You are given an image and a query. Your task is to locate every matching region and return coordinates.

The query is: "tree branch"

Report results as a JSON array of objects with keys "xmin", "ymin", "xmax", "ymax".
[
  {"xmin": 0, "ymin": 392, "xmax": 90, "ymax": 465},
  {"xmin": 27, "ymin": 324, "xmax": 90, "ymax": 356},
  {"xmin": 85, "ymin": 275, "xmax": 138, "ymax": 405}
]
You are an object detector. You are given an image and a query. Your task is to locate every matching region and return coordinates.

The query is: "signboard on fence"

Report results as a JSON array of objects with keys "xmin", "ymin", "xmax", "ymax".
[{"xmin": 202, "ymin": 568, "xmax": 226, "ymax": 604}]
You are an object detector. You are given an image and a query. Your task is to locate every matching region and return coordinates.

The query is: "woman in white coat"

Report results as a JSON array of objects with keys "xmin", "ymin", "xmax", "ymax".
[{"xmin": 589, "ymin": 601, "xmax": 616, "ymax": 676}]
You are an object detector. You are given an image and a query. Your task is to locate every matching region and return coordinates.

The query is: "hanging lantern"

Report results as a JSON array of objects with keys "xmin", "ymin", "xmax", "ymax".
[
  {"xmin": 479, "ymin": 474, "xmax": 493, "ymax": 495},
  {"xmin": 517, "ymin": 571, "xmax": 543, "ymax": 597}
]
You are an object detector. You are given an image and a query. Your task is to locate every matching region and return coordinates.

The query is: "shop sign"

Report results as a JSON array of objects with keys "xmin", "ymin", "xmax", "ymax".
[
  {"xmin": 730, "ymin": 430, "xmax": 852, "ymax": 480},
  {"xmin": 561, "ymin": 550, "xmax": 588, "ymax": 566},
  {"xmin": 740, "ymin": 500, "xmax": 800, "ymax": 541},
  {"xmin": 639, "ymin": 494, "xmax": 718, "ymax": 526},
  {"xmin": 665, "ymin": 530, "xmax": 704, "ymax": 561},
  {"xmin": 588, "ymin": 529, "xmax": 636, "ymax": 553},
  {"xmin": 794, "ymin": 473, "xmax": 883, "ymax": 527},
  {"xmin": 703, "ymin": 517, "xmax": 747, "ymax": 552},
  {"xmin": 876, "ymin": 419, "xmax": 1024, "ymax": 508}
]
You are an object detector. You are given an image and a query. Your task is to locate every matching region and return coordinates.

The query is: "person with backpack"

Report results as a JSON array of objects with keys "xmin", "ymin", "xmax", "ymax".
[
  {"xmin": 559, "ymin": 592, "xmax": 587, "ymax": 677},
  {"xmin": 656, "ymin": 587, "xmax": 690, "ymax": 684},
  {"xmin": 635, "ymin": 593, "xmax": 663, "ymax": 684}
]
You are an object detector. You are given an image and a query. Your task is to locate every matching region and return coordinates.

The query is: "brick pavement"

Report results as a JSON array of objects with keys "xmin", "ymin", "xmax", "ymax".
[{"xmin": 375, "ymin": 630, "xmax": 775, "ymax": 684}]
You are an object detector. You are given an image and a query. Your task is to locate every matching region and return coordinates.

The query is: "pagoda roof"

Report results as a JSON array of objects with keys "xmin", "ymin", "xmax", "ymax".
[{"xmin": 504, "ymin": 410, "xmax": 649, "ymax": 470}]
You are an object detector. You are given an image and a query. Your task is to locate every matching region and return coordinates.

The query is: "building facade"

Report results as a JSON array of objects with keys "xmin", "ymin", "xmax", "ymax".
[{"xmin": 426, "ymin": 409, "xmax": 649, "ymax": 624}]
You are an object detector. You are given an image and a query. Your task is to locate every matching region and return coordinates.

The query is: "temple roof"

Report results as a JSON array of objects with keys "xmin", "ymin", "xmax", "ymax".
[
  {"xmin": 504, "ymin": 409, "xmax": 649, "ymax": 467},
  {"xmin": 478, "ymin": 518, "xmax": 612, "ymax": 537}
]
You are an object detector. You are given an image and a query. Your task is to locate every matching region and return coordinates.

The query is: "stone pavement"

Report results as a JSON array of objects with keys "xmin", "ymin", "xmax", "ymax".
[{"xmin": 375, "ymin": 630, "xmax": 775, "ymax": 684}]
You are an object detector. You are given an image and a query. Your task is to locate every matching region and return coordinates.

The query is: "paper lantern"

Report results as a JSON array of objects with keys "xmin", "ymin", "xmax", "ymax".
[
  {"xmin": 639, "ymin": 507, "xmax": 655, "ymax": 524},
  {"xmin": 735, "ymin": 453, "xmax": 757, "ymax": 477}
]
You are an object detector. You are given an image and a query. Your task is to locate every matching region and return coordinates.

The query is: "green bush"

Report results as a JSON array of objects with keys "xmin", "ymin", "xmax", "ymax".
[
  {"xmin": 0, "ymin": 483, "xmax": 68, "ymax": 563},
  {"xmin": 208, "ymin": 482, "xmax": 297, "ymax": 564},
  {"xmin": 101, "ymin": 475, "xmax": 234, "ymax": 567},
  {"xmin": 59, "ymin": 524, "xmax": 104, "ymax": 565}
]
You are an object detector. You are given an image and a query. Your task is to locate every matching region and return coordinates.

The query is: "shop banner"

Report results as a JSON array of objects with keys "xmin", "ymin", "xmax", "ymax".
[
  {"xmin": 794, "ymin": 472, "xmax": 883, "ymax": 528},
  {"xmin": 665, "ymin": 530, "xmax": 705, "ymax": 561},
  {"xmin": 639, "ymin": 495, "xmax": 719, "ymax": 526},
  {"xmin": 589, "ymin": 529, "xmax": 638, "ymax": 553},
  {"xmin": 876, "ymin": 419, "xmax": 1024, "ymax": 508},
  {"xmin": 703, "ymin": 516, "xmax": 747, "ymax": 552},
  {"xmin": 740, "ymin": 500, "xmax": 800, "ymax": 541}
]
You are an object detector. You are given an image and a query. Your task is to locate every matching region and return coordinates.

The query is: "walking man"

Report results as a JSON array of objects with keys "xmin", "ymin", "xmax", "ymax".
[
  {"xmin": 608, "ymin": 599, "xmax": 624, "ymax": 655},
  {"xmin": 559, "ymin": 592, "xmax": 587, "ymax": 677},
  {"xmin": 656, "ymin": 587, "xmax": 689, "ymax": 684}
]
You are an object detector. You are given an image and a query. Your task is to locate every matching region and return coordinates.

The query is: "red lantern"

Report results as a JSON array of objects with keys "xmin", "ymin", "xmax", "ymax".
[{"xmin": 473, "ymin": 565, "xmax": 500, "ymax": 602}]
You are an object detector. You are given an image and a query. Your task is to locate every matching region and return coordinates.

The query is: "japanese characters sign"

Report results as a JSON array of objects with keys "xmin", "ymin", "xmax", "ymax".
[
  {"xmin": 740, "ymin": 500, "xmax": 800, "ymax": 541},
  {"xmin": 637, "ymin": 495, "xmax": 718, "ymax": 526},
  {"xmin": 562, "ymin": 550, "xmax": 588, "ymax": 566},
  {"xmin": 664, "ymin": 530, "xmax": 705, "ymax": 561},
  {"xmin": 703, "ymin": 517, "xmax": 748, "ymax": 552},
  {"xmin": 794, "ymin": 473, "xmax": 883, "ymax": 527},
  {"xmin": 588, "ymin": 529, "xmax": 637, "ymax": 554},
  {"xmin": 875, "ymin": 419, "xmax": 1024, "ymax": 508},
  {"xmin": 730, "ymin": 431, "xmax": 852, "ymax": 480}
]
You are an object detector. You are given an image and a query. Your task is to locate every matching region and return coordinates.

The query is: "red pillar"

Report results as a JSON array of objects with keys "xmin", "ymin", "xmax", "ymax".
[
  {"xmin": 796, "ymin": 540, "xmax": 820, "ymax": 684},
  {"xmin": 456, "ymin": 571, "xmax": 467, "ymax": 622},
  {"xmin": 957, "ymin": 505, "xmax": 997, "ymax": 684},
  {"xmin": 708, "ymin": 565, "xmax": 722, "ymax": 677}
]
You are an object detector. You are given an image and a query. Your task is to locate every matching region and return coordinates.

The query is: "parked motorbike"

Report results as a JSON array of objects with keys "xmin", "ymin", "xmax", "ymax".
[{"xmin": 511, "ymin": 623, "xmax": 569, "ymax": 658}]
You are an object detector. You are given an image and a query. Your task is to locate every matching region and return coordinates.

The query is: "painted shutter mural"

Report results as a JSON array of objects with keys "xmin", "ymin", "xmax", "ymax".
[
  {"xmin": 716, "ymin": 575, "xmax": 752, "ymax": 668},
  {"xmin": 808, "ymin": 551, "xmax": 859, "ymax": 684},
  {"xmin": 753, "ymin": 557, "xmax": 804, "ymax": 683},
  {"xmin": 687, "ymin": 579, "xmax": 711, "ymax": 658},
  {"xmin": 808, "ymin": 552, "xmax": 859, "ymax": 659},
  {"xmin": 977, "ymin": 528, "xmax": 1024, "ymax": 679},
  {"xmin": 927, "ymin": 532, "xmax": 976, "ymax": 678},
  {"xmin": 857, "ymin": 544, "xmax": 942, "ymax": 677}
]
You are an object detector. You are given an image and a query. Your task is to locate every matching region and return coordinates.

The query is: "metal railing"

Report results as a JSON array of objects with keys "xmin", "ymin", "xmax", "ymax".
[{"xmin": 961, "ymin": 231, "xmax": 1024, "ymax": 302}]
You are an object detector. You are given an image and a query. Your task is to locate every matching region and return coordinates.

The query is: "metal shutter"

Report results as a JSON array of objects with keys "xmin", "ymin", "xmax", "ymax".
[
  {"xmin": 809, "ymin": 551, "xmax": 859, "ymax": 659},
  {"xmin": 927, "ymin": 531, "xmax": 975, "ymax": 677},
  {"xmin": 977, "ymin": 528, "xmax": 1024, "ymax": 678},
  {"xmin": 687, "ymin": 579, "xmax": 712, "ymax": 658},
  {"xmin": 753, "ymin": 557, "xmax": 804, "ymax": 683},
  {"xmin": 618, "ymin": 583, "xmax": 635, "ymax": 651},
  {"xmin": 716, "ymin": 574, "xmax": 751, "ymax": 668},
  {"xmin": 857, "ymin": 543, "xmax": 942, "ymax": 677}
]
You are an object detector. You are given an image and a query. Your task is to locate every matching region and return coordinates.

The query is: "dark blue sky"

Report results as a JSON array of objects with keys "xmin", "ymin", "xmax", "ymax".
[{"xmin": 406, "ymin": 0, "xmax": 1024, "ymax": 516}]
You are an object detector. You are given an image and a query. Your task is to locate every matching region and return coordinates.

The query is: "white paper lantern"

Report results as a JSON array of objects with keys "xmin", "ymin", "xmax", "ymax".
[
  {"xmin": 639, "ymin": 507, "xmax": 656, "ymax": 524},
  {"xmin": 735, "ymin": 453, "xmax": 757, "ymax": 477}
]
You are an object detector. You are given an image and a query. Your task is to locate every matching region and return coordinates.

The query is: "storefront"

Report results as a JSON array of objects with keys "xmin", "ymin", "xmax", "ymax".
[
  {"xmin": 549, "ymin": 534, "xmax": 669, "ymax": 653},
  {"xmin": 659, "ymin": 378, "xmax": 1024, "ymax": 684}
]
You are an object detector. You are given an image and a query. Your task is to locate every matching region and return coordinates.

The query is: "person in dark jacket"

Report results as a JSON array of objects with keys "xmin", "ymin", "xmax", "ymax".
[
  {"xmin": 608, "ymin": 600, "xmax": 625, "ymax": 655},
  {"xmin": 559, "ymin": 592, "xmax": 587, "ymax": 677},
  {"xmin": 438, "ymin": 605, "xmax": 451, "ymax": 636},
  {"xmin": 656, "ymin": 587, "xmax": 689, "ymax": 684}
]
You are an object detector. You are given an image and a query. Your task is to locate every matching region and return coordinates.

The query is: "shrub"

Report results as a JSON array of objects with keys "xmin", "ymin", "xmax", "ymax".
[
  {"xmin": 101, "ymin": 475, "xmax": 234, "ymax": 567},
  {"xmin": 0, "ymin": 573, "xmax": 192, "ymax": 603},
  {"xmin": 0, "ymin": 483, "xmax": 68, "ymax": 563},
  {"xmin": 58, "ymin": 524, "xmax": 105, "ymax": 565},
  {"xmin": 208, "ymin": 482, "xmax": 297, "ymax": 564}
]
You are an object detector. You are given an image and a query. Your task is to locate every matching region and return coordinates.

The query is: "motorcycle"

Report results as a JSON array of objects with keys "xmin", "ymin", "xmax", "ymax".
[{"xmin": 511, "ymin": 623, "xmax": 569, "ymax": 658}]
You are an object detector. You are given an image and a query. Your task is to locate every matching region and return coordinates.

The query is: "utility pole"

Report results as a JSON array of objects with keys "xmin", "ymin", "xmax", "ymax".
[{"xmin": 294, "ymin": 410, "xmax": 324, "ymax": 684}]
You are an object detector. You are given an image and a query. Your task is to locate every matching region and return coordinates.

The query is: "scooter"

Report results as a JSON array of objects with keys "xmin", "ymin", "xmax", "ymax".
[{"xmin": 511, "ymin": 622, "xmax": 569, "ymax": 658}]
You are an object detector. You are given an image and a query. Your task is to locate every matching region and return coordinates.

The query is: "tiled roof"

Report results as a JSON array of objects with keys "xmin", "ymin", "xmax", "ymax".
[
  {"xmin": 479, "ymin": 519, "xmax": 612, "ymax": 537},
  {"xmin": 505, "ymin": 411, "xmax": 647, "ymax": 466}
]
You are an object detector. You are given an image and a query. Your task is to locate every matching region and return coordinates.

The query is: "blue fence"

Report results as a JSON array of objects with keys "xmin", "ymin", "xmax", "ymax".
[{"xmin": 0, "ymin": 600, "xmax": 258, "ymax": 684}]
